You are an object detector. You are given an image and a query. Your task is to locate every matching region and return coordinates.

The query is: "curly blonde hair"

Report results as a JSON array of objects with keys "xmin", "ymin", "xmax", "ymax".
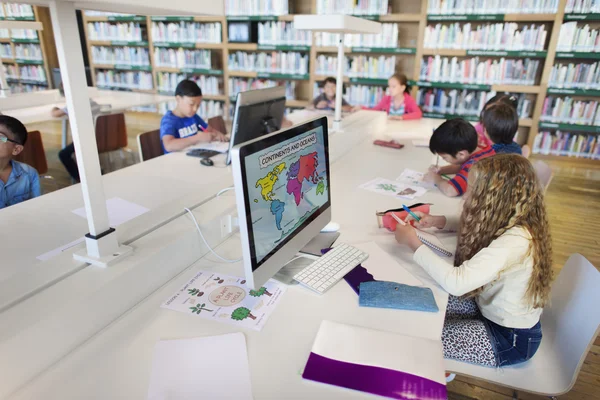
[{"xmin": 455, "ymin": 154, "xmax": 553, "ymax": 308}]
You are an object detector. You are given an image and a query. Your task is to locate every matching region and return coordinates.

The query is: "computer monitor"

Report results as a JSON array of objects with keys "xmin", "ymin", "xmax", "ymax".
[
  {"xmin": 227, "ymin": 86, "xmax": 287, "ymax": 165},
  {"xmin": 231, "ymin": 117, "xmax": 331, "ymax": 289}
]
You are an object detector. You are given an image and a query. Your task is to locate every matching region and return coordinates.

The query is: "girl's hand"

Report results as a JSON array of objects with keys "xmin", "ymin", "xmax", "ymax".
[
  {"xmin": 394, "ymin": 223, "xmax": 422, "ymax": 251},
  {"xmin": 351, "ymin": 105, "xmax": 362, "ymax": 112},
  {"xmin": 406, "ymin": 212, "xmax": 447, "ymax": 230},
  {"xmin": 388, "ymin": 115, "xmax": 403, "ymax": 121}
]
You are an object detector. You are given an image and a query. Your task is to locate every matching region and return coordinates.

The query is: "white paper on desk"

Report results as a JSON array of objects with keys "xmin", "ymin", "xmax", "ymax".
[
  {"xmin": 189, "ymin": 141, "xmax": 230, "ymax": 153},
  {"xmin": 396, "ymin": 168, "xmax": 435, "ymax": 189},
  {"xmin": 147, "ymin": 333, "xmax": 253, "ymax": 400},
  {"xmin": 359, "ymin": 177, "xmax": 427, "ymax": 200},
  {"xmin": 71, "ymin": 197, "xmax": 149, "ymax": 226},
  {"xmin": 353, "ymin": 241, "xmax": 422, "ymax": 287}
]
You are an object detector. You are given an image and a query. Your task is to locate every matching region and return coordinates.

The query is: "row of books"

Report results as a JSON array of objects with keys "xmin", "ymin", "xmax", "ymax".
[
  {"xmin": 14, "ymin": 43, "xmax": 43, "ymax": 60},
  {"xmin": 317, "ymin": 83, "xmax": 385, "ymax": 108},
  {"xmin": 95, "ymin": 70, "xmax": 153, "ymax": 90},
  {"xmin": 225, "ymin": 0, "xmax": 289, "ymax": 16},
  {"xmin": 154, "ymin": 48, "xmax": 213, "ymax": 69},
  {"xmin": 314, "ymin": 23, "xmax": 399, "ymax": 48},
  {"xmin": 157, "ymin": 73, "xmax": 221, "ymax": 95},
  {"xmin": 549, "ymin": 61, "xmax": 599, "ymax": 89},
  {"xmin": 419, "ymin": 55, "xmax": 541, "ymax": 85},
  {"xmin": 565, "ymin": 0, "xmax": 600, "ymax": 13},
  {"xmin": 557, "ymin": 22, "xmax": 600, "ymax": 53},
  {"xmin": 533, "ymin": 131, "xmax": 600, "ymax": 159},
  {"xmin": 228, "ymin": 51, "xmax": 309, "ymax": 75},
  {"xmin": 4, "ymin": 64, "xmax": 17, "ymax": 79},
  {"xmin": 91, "ymin": 46, "xmax": 150, "ymax": 66},
  {"xmin": 18, "ymin": 65, "xmax": 46, "ymax": 82},
  {"xmin": 87, "ymin": 22, "xmax": 143, "ymax": 42},
  {"xmin": 417, "ymin": 88, "xmax": 532, "ymax": 117},
  {"xmin": 315, "ymin": 54, "xmax": 397, "ymax": 79},
  {"xmin": 151, "ymin": 22, "xmax": 221, "ymax": 44},
  {"xmin": 258, "ymin": 22, "xmax": 312, "ymax": 46},
  {"xmin": 10, "ymin": 83, "xmax": 44, "ymax": 93},
  {"xmin": 316, "ymin": 0, "xmax": 389, "ymax": 15},
  {"xmin": 423, "ymin": 23, "xmax": 547, "ymax": 51},
  {"xmin": 3, "ymin": 3, "xmax": 34, "ymax": 18},
  {"xmin": 10, "ymin": 29, "xmax": 37, "ymax": 39},
  {"xmin": 159, "ymin": 100, "xmax": 224, "ymax": 119},
  {"xmin": 229, "ymin": 78, "xmax": 296, "ymax": 99},
  {"xmin": 427, "ymin": 0, "xmax": 559, "ymax": 14},
  {"xmin": 540, "ymin": 96, "xmax": 600, "ymax": 125},
  {"xmin": 0, "ymin": 43, "xmax": 12, "ymax": 58}
]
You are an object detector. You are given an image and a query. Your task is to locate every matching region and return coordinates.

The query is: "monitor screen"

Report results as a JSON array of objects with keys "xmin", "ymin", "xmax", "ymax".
[{"xmin": 236, "ymin": 119, "xmax": 330, "ymax": 270}]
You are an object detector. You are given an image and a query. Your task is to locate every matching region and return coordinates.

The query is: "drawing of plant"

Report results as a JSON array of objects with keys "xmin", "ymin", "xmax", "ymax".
[
  {"xmin": 189, "ymin": 303, "xmax": 213, "ymax": 314},
  {"xmin": 249, "ymin": 287, "xmax": 272, "ymax": 297},
  {"xmin": 377, "ymin": 183, "xmax": 398, "ymax": 192},
  {"xmin": 231, "ymin": 307, "xmax": 256, "ymax": 321},
  {"xmin": 187, "ymin": 288, "xmax": 204, "ymax": 297}
]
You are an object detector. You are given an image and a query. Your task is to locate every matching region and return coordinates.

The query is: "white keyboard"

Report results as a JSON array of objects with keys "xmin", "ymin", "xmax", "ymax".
[{"xmin": 293, "ymin": 243, "xmax": 369, "ymax": 294}]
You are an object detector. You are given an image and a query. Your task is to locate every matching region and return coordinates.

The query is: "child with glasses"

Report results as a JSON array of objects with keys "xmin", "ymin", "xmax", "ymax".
[{"xmin": 0, "ymin": 115, "xmax": 40, "ymax": 209}]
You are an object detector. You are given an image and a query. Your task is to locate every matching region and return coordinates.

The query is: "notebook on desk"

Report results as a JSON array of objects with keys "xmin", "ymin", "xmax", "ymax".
[{"xmin": 390, "ymin": 213, "xmax": 453, "ymax": 257}]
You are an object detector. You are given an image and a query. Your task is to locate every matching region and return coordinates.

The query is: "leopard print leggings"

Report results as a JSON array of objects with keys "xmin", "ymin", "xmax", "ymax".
[{"xmin": 442, "ymin": 295, "xmax": 497, "ymax": 367}]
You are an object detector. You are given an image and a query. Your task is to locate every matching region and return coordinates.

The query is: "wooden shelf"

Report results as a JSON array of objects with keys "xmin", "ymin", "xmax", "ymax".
[
  {"xmin": 228, "ymin": 43, "xmax": 258, "ymax": 51},
  {"xmin": 154, "ymin": 66, "xmax": 223, "ymax": 75},
  {"xmin": 422, "ymin": 49, "xmax": 546, "ymax": 58},
  {"xmin": 226, "ymin": 15, "xmax": 283, "ymax": 21},
  {"xmin": 2, "ymin": 59, "xmax": 15, "ymax": 64},
  {"xmin": 379, "ymin": 13, "xmax": 422, "ymax": 22},
  {"xmin": 422, "ymin": 49, "xmax": 467, "ymax": 56},
  {"xmin": 350, "ymin": 47, "xmax": 416, "ymax": 54},
  {"xmin": 492, "ymin": 84, "xmax": 541, "ymax": 94},
  {"xmin": 89, "ymin": 40, "xmax": 148, "ymax": 47},
  {"xmin": 152, "ymin": 42, "xmax": 222, "ymax": 49},
  {"xmin": 548, "ymin": 87, "xmax": 600, "ymax": 97},
  {"xmin": 93, "ymin": 63, "xmax": 152, "ymax": 71},
  {"xmin": 519, "ymin": 118, "xmax": 533, "ymax": 127},
  {"xmin": 539, "ymin": 122, "xmax": 600, "ymax": 134},
  {"xmin": 286, "ymin": 99, "xmax": 309, "ymax": 107},
  {"xmin": 0, "ymin": 38, "xmax": 10, "ymax": 43},
  {"xmin": 504, "ymin": 13, "xmax": 556, "ymax": 21},
  {"xmin": 228, "ymin": 70, "xmax": 258, "ymax": 78},
  {"xmin": 315, "ymin": 46, "xmax": 350, "ymax": 53},
  {"xmin": 256, "ymin": 44, "xmax": 311, "ymax": 51}
]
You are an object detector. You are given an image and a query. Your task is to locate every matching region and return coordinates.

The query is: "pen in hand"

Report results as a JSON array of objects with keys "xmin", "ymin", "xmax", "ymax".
[{"xmin": 402, "ymin": 204, "xmax": 422, "ymax": 222}]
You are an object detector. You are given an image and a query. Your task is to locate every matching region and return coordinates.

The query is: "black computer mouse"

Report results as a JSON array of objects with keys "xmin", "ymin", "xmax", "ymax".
[{"xmin": 200, "ymin": 158, "xmax": 214, "ymax": 167}]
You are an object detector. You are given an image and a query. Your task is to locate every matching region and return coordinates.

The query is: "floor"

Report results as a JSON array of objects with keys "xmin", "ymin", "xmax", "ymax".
[{"xmin": 25, "ymin": 112, "xmax": 600, "ymax": 399}]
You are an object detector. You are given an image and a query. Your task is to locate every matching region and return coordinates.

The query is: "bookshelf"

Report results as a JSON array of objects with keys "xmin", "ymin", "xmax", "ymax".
[
  {"xmin": 1, "ymin": 3, "xmax": 58, "ymax": 93},
  {"xmin": 77, "ymin": 0, "xmax": 598, "ymax": 163}
]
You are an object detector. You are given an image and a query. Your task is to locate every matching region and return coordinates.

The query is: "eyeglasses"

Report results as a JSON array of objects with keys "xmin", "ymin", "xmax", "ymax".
[{"xmin": 0, "ymin": 134, "xmax": 21, "ymax": 145}]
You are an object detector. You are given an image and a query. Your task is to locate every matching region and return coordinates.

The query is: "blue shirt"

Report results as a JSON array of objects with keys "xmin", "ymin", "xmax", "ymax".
[
  {"xmin": 492, "ymin": 142, "xmax": 522, "ymax": 155},
  {"xmin": 0, "ymin": 160, "xmax": 40, "ymax": 209},
  {"xmin": 159, "ymin": 111, "xmax": 208, "ymax": 154}
]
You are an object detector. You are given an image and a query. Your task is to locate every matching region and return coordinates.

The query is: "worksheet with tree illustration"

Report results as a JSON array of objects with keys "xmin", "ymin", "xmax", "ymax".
[{"xmin": 162, "ymin": 271, "xmax": 286, "ymax": 331}]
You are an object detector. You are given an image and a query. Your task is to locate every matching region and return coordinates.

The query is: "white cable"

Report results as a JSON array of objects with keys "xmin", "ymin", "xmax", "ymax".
[
  {"xmin": 216, "ymin": 186, "xmax": 235, "ymax": 197},
  {"xmin": 184, "ymin": 207, "xmax": 242, "ymax": 263}
]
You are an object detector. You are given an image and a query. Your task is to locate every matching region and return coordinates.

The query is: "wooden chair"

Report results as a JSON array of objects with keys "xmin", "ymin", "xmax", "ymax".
[
  {"xmin": 94, "ymin": 113, "xmax": 135, "ymax": 171},
  {"xmin": 208, "ymin": 115, "xmax": 228, "ymax": 135},
  {"xmin": 14, "ymin": 130, "xmax": 56, "ymax": 191},
  {"xmin": 136, "ymin": 129, "xmax": 163, "ymax": 162},
  {"xmin": 532, "ymin": 159, "xmax": 553, "ymax": 192}
]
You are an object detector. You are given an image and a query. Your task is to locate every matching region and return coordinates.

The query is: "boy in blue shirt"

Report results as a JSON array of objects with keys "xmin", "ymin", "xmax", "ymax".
[
  {"xmin": 160, "ymin": 80, "xmax": 226, "ymax": 153},
  {"xmin": 482, "ymin": 103, "xmax": 522, "ymax": 155},
  {"xmin": 0, "ymin": 115, "xmax": 40, "ymax": 209}
]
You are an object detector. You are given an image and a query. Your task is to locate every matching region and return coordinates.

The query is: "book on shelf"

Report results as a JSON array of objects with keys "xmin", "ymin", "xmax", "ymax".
[
  {"xmin": 154, "ymin": 48, "xmax": 213, "ymax": 69},
  {"xmin": 14, "ymin": 43, "xmax": 42, "ymax": 61},
  {"xmin": 10, "ymin": 29, "xmax": 38, "ymax": 40},
  {"xmin": 315, "ymin": 54, "xmax": 396, "ymax": 79},
  {"xmin": 151, "ymin": 22, "xmax": 222, "ymax": 44},
  {"xmin": 565, "ymin": 0, "xmax": 600, "ymax": 13},
  {"xmin": 533, "ymin": 130, "xmax": 600, "ymax": 159},
  {"xmin": 3, "ymin": 64, "xmax": 18, "ymax": 78},
  {"xmin": 417, "ymin": 88, "xmax": 532, "ymax": 118},
  {"xmin": 549, "ymin": 61, "xmax": 600, "ymax": 90},
  {"xmin": 18, "ymin": 65, "xmax": 46, "ymax": 82},
  {"xmin": 0, "ymin": 43, "xmax": 13, "ymax": 59},
  {"xmin": 258, "ymin": 22, "xmax": 311, "ymax": 46},
  {"xmin": 95, "ymin": 70, "xmax": 153, "ymax": 90},
  {"xmin": 4, "ymin": 3, "xmax": 34, "ymax": 18},
  {"xmin": 0, "ymin": 29, "xmax": 9, "ymax": 39},
  {"xmin": 420, "ymin": 55, "xmax": 540, "ymax": 85},
  {"xmin": 541, "ymin": 96, "xmax": 600, "ymax": 125},
  {"xmin": 424, "ymin": 22, "xmax": 547, "ymax": 51},
  {"xmin": 85, "ymin": 11, "xmax": 135, "ymax": 17},
  {"xmin": 225, "ymin": 0, "xmax": 289, "ymax": 16},
  {"xmin": 11, "ymin": 83, "xmax": 45, "ymax": 93},
  {"xmin": 427, "ymin": 0, "xmax": 559, "ymax": 14},
  {"xmin": 157, "ymin": 73, "xmax": 221, "ymax": 94},
  {"xmin": 315, "ymin": 23, "xmax": 399, "ymax": 48},
  {"xmin": 556, "ymin": 22, "xmax": 600, "ymax": 53},
  {"xmin": 316, "ymin": 0, "xmax": 389, "ymax": 15},
  {"xmin": 87, "ymin": 22, "xmax": 143, "ymax": 41},
  {"xmin": 228, "ymin": 51, "xmax": 308, "ymax": 75},
  {"xmin": 92, "ymin": 46, "xmax": 150, "ymax": 66},
  {"xmin": 343, "ymin": 83, "xmax": 385, "ymax": 107},
  {"xmin": 229, "ymin": 77, "xmax": 296, "ymax": 99}
]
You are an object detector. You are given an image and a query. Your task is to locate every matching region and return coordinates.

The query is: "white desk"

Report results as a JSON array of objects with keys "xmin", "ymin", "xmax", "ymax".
[{"xmin": 0, "ymin": 114, "xmax": 460, "ymax": 399}]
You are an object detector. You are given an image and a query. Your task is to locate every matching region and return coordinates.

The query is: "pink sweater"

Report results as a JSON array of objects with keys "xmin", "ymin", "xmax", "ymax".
[
  {"xmin": 363, "ymin": 93, "xmax": 423, "ymax": 120},
  {"xmin": 475, "ymin": 122, "xmax": 493, "ymax": 148}
]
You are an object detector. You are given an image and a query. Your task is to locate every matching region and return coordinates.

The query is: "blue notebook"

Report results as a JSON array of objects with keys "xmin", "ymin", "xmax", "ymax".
[{"xmin": 359, "ymin": 281, "xmax": 439, "ymax": 312}]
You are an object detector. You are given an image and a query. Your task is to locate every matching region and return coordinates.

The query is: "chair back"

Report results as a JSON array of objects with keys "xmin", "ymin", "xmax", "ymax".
[
  {"xmin": 137, "ymin": 129, "xmax": 163, "ymax": 161},
  {"xmin": 14, "ymin": 130, "xmax": 47, "ymax": 175},
  {"xmin": 95, "ymin": 113, "xmax": 127, "ymax": 153},
  {"xmin": 541, "ymin": 254, "xmax": 600, "ymax": 392},
  {"xmin": 208, "ymin": 115, "xmax": 228, "ymax": 135},
  {"xmin": 532, "ymin": 159, "xmax": 553, "ymax": 192}
]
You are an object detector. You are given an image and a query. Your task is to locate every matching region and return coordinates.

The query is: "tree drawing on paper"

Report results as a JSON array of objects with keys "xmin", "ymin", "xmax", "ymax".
[
  {"xmin": 189, "ymin": 303, "xmax": 213, "ymax": 314},
  {"xmin": 231, "ymin": 307, "xmax": 256, "ymax": 321},
  {"xmin": 377, "ymin": 183, "xmax": 398, "ymax": 192},
  {"xmin": 188, "ymin": 288, "xmax": 204, "ymax": 297},
  {"xmin": 249, "ymin": 287, "xmax": 272, "ymax": 297}
]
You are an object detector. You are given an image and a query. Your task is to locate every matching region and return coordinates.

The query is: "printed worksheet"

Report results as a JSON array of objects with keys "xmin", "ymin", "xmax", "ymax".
[
  {"xmin": 359, "ymin": 178, "xmax": 427, "ymax": 200},
  {"xmin": 162, "ymin": 271, "xmax": 286, "ymax": 331},
  {"xmin": 396, "ymin": 168, "xmax": 435, "ymax": 189}
]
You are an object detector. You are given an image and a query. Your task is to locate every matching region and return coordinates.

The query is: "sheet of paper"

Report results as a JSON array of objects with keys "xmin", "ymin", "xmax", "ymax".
[
  {"xmin": 190, "ymin": 141, "xmax": 230, "ymax": 153},
  {"xmin": 162, "ymin": 271, "xmax": 286, "ymax": 331},
  {"xmin": 146, "ymin": 333, "xmax": 253, "ymax": 400},
  {"xmin": 396, "ymin": 168, "xmax": 435, "ymax": 189},
  {"xmin": 412, "ymin": 139, "xmax": 429, "ymax": 147},
  {"xmin": 359, "ymin": 177, "xmax": 427, "ymax": 200},
  {"xmin": 71, "ymin": 197, "xmax": 150, "ymax": 226}
]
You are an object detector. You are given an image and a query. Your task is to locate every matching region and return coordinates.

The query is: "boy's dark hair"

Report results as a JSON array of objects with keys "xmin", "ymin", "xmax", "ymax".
[
  {"xmin": 322, "ymin": 77, "xmax": 337, "ymax": 86},
  {"xmin": 429, "ymin": 118, "xmax": 478, "ymax": 157},
  {"xmin": 175, "ymin": 79, "xmax": 202, "ymax": 97},
  {"xmin": 480, "ymin": 94, "xmax": 518, "ymax": 121},
  {"xmin": 0, "ymin": 115, "xmax": 28, "ymax": 145},
  {"xmin": 482, "ymin": 103, "xmax": 518, "ymax": 145}
]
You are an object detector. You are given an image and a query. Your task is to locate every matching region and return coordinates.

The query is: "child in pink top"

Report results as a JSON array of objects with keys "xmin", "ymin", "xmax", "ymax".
[
  {"xmin": 475, "ymin": 94, "xmax": 519, "ymax": 148},
  {"xmin": 362, "ymin": 73, "xmax": 422, "ymax": 120}
]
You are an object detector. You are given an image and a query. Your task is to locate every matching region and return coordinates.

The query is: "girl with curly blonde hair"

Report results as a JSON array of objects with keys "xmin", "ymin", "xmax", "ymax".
[{"xmin": 395, "ymin": 154, "xmax": 553, "ymax": 367}]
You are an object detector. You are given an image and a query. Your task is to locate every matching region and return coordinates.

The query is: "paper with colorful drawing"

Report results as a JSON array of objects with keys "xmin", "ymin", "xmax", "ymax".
[
  {"xmin": 396, "ymin": 168, "xmax": 435, "ymax": 189},
  {"xmin": 359, "ymin": 177, "xmax": 427, "ymax": 200},
  {"xmin": 162, "ymin": 271, "xmax": 286, "ymax": 331}
]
